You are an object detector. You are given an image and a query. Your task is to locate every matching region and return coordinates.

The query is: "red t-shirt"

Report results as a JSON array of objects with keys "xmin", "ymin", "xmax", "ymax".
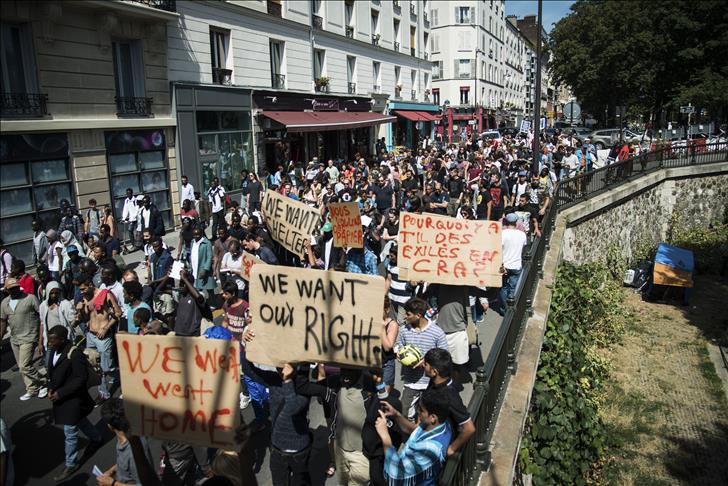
[
  {"xmin": 223, "ymin": 299, "xmax": 249, "ymax": 337},
  {"xmin": 18, "ymin": 274, "xmax": 35, "ymax": 295}
]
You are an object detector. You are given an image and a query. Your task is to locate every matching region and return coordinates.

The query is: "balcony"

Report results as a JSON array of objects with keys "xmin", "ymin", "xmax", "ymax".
[
  {"xmin": 410, "ymin": 3, "xmax": 416, "ymax": 15},
  {"xmin": 116, "ymin": 96, "xmax": 154, "ymax": 117},
  {"xmin": 346, "ymin": 26, "xmax": 354, "ymax": 38},
  {"xmin": 314, "ymin": 77, "xmax": 330, "ymax": 93},
  {"xmin": 266, "ymin": 0, "xmax": 282, "ymax": 17},
  {"xmin": 459, "ymin": 71, "xmax": 472, "ymax": 79},
  {"xmin": 394, "ymin": 41, "xmax": 400, "ymax": 52},
  {"xmin": 212, "ymin": 67, "xmax": 233, "ymax": 85},
  {"xmin": 411, "ymin": 90, "xmax": 417, "ymax": 100},
  {"xmin": 373, "ymin": 85, "xmax": 381, "ymax": 93},
  {"xmin": 124, "ymin": 0, "xmax": 176, "ymax": 12},
  {"xmin": 312, "ymin": 14, "xmax": 323, "ymax": 30},
  {"xmin": 271, "ymin": 73, "xmax": 286, "ymax": 89},
  {"xmin": 348, "ymin": 82, "xmax": 356, "ymax": 94},
  {"xmin": 372, "ymin": 35, "xmax": 380, "ymax": 46},
  {"xmin": 1, "ymin": 92, "xmax": 49, "ymax": 118}
]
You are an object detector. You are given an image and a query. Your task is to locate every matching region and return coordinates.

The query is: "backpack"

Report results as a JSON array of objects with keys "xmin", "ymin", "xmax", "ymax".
[{"xmin": 69, "ymin": 342, "xmax": 102, "ymax": 389}]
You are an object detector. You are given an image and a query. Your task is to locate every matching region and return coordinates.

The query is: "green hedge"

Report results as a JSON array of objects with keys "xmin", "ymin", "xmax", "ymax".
[{"xmin": 518, "ymin": 262, "xmax": 626, "ymax": 485}]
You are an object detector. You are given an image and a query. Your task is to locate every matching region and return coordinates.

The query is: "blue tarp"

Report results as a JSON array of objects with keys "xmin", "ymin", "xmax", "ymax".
[{"xmin": 655, "ymin": 243, "xmax": 694, "ymax": 273}]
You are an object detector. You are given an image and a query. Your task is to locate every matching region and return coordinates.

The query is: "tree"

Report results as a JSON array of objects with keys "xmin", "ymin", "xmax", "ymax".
[{"xmin": 549, "ymin": 0, "xmax": 728, "ymax": 128}]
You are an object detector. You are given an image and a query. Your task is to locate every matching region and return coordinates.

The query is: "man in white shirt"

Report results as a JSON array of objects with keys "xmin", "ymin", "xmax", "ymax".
[
  {"xmin": 207, "ymin": 177, "xmax": 226, "ymax": 241},
  {"xmin": 561, "ymin": 147, "xmax": 579, "ymax": 179},
  {"xmin": 498, "ymin": 213, "xmax": 527, "ymax": 315},
  {"xmin": 121, "ymin": 188, "xmax": 138, "ymax": 245},
  {"xmin": 180, "ymin": 175, "xmax": 195, "ymax": 210}
]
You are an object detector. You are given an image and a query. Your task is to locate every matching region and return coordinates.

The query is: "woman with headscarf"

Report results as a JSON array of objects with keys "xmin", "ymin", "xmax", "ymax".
[
  {"xmin": 39, "ymin": 280, "xmax": 77, "ymax": 356},
  {"xmin": 60, "ymin": 230, "xmax": 85, "ymax": 267}
]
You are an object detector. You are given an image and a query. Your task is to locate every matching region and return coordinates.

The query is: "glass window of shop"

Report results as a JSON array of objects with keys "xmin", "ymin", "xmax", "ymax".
[
  {"xmin": 197, "ymin": 110, "xmax": 254, "ymax": 193},
  {"xmin": 105, "ymin": 129, "xmax": 171, "ymax": 230},
  {"xmin": 0, "ymin": 134, "xmax": 72, "ymax": 263}
]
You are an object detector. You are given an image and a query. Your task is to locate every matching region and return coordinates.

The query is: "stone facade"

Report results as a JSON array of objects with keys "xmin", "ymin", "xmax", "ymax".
[{"xmin": 562, "ymin": 171, "xmax": 728, "ymax": 264}]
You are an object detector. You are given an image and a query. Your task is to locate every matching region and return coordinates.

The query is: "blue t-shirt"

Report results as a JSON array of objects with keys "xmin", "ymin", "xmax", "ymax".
[{"xmin": 126, "ymin": 301, "xmax": 151, "ymax": 334}]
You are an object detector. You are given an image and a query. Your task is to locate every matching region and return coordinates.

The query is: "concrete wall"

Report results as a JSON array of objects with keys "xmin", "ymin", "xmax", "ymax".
[{"xmin": 560, "ymin": 163, "xmax": 728, "ymax": 264}]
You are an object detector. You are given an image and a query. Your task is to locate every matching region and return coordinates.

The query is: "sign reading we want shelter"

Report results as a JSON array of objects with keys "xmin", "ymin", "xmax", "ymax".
[{"xmin": 262, "ymin": 190, "xmax": 321, "ymax": 257}]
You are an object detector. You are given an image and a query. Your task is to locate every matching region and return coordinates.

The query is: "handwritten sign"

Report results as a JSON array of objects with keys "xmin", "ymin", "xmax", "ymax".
[
  {"xmin": 397, "ymin": 212, "xmax": 502, "ymax": 287},
  {"xmin": 116, "ymin": 334, "xmax": 240, "ymax": 448},
  {"xmin": 262, "ymin": 190, "xmax": 321, "ymax": 257},
  {"xmin": 329, "ymin": 202, "xmax": 363, "ymax": 248},
  {"xmin": 241, "ymin": 251, "xmax": 265, "ymax": 281},
  {"xmin": 247, "ymin": 266, "xmax": 385, "ymax": 368}
]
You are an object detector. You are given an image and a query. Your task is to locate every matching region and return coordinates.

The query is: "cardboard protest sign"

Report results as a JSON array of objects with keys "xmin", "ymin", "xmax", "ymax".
[
  {"xmin": 241, "ymin": 251, "xmax": 265, "ymax": 281},
  {"xmin": 397, "ymin": 212, "xmax": 502, "ymax": 287},
  {"xmin": 328, "ymin": 202, "xmax": 363, "ymax": 248},
  {"xmin": 262, "ymin": 190, "xmax": 321, "ymax": 257},
  {"xmin": 247, "ymin": 265, "xmax": 385, "ymax": 368},
  {"xmin": 116, "ymin": 334, "xmax": 240, "ymax": 448}
]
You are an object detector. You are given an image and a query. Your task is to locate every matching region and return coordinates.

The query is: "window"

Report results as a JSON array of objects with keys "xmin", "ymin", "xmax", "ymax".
[
  {"xmin": 347, "ymin": 56, "xmax": 356, "ymax": 92},
  {"xmin": 314, "ymin": 49, "xmax": 326, "ymax": 79},
  {"xmin": 270, "ymin": 40, "xmax": 285, "ymax": 88},
  {"xmin": 394, "ymin": 66, "xmax": 401, "ymax": 92},
  {"xmin": 433, "ymin": 60, "xmax": 443, "ymax": 80},
  {"xmin": 460, "ymin": 87, "xmax": 469, "ymax": 105},
  {"xmin": 411, "ymin": 69, "xmax": 417, "ymax": 91},
  {"xmin": 210, "ymin": 28, "xmax": 231, "ymax": 83},
  {"xmin": 457, "ymin": 59, "xmax": 471, "ymax": 78},
  {"xmin": 371, "ymin": 10, "xmax": 379, "ymax": 35},
  {"xmin": 1, "ymin": 23, "xmax": 39, "ymax": 95},
  {"xmin": 195, "ymin": 112, "xmax": 253, "ymax": 196},
  {"xmin": 393, "ymin": 19, "xmax": 400, "ymax": 44},
  {"xmin": 456, "ymin": 6, "xmax": 471, "ymax": 24},
  {"xmin": 410, "ymin": 26, "xmax": 416, "ymax": 55},
  {"xmin": 432, "ymin": 33, "xmax": 439, "ymax": 52},
  {"xmin": 432, "ymin": 88, "xmax": 440, "ymax": 105},
  {"xmin": 372, "ymin": 61, "xmax": 381, "ymax": 90},
  {"xmin": 112, "ymin": 40, "xmax": 145, "ymax": 98},
  {"xmin": 0, "ymin": 134, "xmax": 72, "ymax": 262},
  {"xmin": 345, "ymin": 0, "xmax": 354, "ymax": 26},
  {"xmin": 431, "ymin": 9, "xmax": 438, "ymax": 26},
  {"xmin": 457, "ymin": 31, "xmax": 471, "ymax": 50}
]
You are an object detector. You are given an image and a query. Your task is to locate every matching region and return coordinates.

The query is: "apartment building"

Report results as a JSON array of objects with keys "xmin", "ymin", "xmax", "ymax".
[
  {"xmin": 0, "ymin": 0, "xmax": 178, "ymax": 262},
  {"xmin": 168, "ymin": 0, "xmax": 437, "ymax": 193},
  {"xmin": 517, "ymin": 14, "xmax": 556, "ymax": 126},
  {"xmin": 430, "ymin": 0, "xmax": 508, "ymax": 142},
  {"xmin": 504, "ymin": 16, "xmax": 525, "ymax": 127}
]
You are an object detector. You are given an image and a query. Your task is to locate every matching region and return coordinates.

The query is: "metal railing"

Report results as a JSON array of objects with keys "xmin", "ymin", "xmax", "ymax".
[
  {"xmin": 1, "ymin": 92, "xmax": 48, "ymax": 118},
  {"xmin": 266, "ymin": 0, "xmax": 282, "ymax": 17},
  {"xmin": 312, "ymin": 14, "xmax": 323, "ymax": 29},
  {"xmin": 271, "ymin": 73, "xmax": 285, "ymax": 89},
  {"xmin": 125, "ymin": 0, "xmax": 176, "ymax": 12},
  {"xmin": 346, "ymin": 25, "xmax": 354, "ymax": 38},
  {"xmin": 348, "ymin": 82, "xmax": 356, "ymax": 94},
  {"xmin": 438, "ymin": 140, "xmax": 728, "ymax": 485},
  {"xmin": 115, "ymin": 96, "xmax": 154, "ymax": 117},
  {"xmin": 394, "ymin": 41, "xmax": 400, "ymax": 51}
]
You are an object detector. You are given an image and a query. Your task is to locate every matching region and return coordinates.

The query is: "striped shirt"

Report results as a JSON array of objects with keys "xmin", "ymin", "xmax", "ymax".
[
  {"xmin": 397, "ymin": 321, "xmax": 448, "ymax": 389},
  {"xmin": 387, "ymin": 264, "xmax": 412, "ymax": 305}
]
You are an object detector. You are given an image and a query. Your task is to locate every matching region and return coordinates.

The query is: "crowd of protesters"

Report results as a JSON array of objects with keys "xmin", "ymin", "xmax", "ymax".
[{"xmin": 0, "ymin": 127, "xmax": 623, "ymax": 486}]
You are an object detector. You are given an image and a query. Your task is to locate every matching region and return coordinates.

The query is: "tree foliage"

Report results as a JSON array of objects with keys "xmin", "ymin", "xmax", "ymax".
[{"xmin": 549, "ymin": 0, "xmax": 728, "ymax": 125}]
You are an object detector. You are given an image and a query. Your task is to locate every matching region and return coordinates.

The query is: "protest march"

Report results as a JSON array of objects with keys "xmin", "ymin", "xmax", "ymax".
[{"xmin": 0, "ymin": 128, "xmax": 618, "ymax": 485}]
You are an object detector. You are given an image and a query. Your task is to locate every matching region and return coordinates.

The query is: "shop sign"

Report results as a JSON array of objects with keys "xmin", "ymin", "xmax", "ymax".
[{"xmin": 312, "ymin": 99, "xmax": 339, "ymax": 111}]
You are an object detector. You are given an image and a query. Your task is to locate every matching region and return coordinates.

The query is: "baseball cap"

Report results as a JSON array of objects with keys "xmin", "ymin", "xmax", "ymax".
[
  {"xmin": 3, "ymin": 278, "xmax": 20, "ymax": 290},
  {"xmin": 505, "ymin": 213, "xmax": 519, "ymax": 223},
  {"xmin": 67, "ymin": 244, "xmax": 79, "ymax": 254}
]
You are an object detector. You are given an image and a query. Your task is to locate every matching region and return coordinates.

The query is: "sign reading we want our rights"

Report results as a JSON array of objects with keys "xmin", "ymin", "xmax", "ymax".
[
  {"xmin": 262, "ymin": 190, "xmax": 321, "ymax": 257},
  {"xmin": 116, "ymin": 334, "xmax": 241, "ymax": 448},
  {"xmin": 397, "ymin": 212, "xmax": 503, "ymax": 287},
  {"xmin": 247, "ymin": 265, "xmax": 385, "ymax": 368}
]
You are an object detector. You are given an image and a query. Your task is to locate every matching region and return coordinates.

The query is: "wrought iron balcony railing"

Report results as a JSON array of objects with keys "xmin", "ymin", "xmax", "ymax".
[
  {"xmin": 115, "ymin": 96, "xmax": 154, "ymax": 117},
  {"xmin": 394, "ymin": 41, "xmax": 400, "ymax": 51},
  {"xmin": 124, "ymin": 0, "xmax": 176, "ymax": 12},
  {"xmin": 346, "ymin": 26, "xmax": 354, "ymax": 38},
  {"xmin": 271, "ymin": 73, "xmax": 286, "ymax": 89},
  {"xmin": 348, "ymin": 82, "xmax": 356, "ymax": 94},
  {"xmin": 1, "ymin": 92, "xmax": 49, "ymax": 118}
]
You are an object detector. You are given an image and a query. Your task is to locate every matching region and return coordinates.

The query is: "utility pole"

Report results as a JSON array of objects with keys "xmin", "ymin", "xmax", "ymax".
[{"xmin": 532, "ymin": 0, "xmax": 543, "ymax": 175}]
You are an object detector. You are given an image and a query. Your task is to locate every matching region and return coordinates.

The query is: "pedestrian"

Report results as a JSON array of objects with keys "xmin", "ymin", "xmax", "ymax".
[
  {"xmin": 246, "ymin": 173, "xmax": 264, "ymax": 214},
  {"xmin": 498, "ymin": 213, "xmax": 527, "ymax": 315},
  {"xmin": 84, "ymin": 198, "xmax": 102, "ymax": 243},
  {"xmin": 0, "ymin": 239, "xmax": 14, "ymax": 292},
  {"xmin": 190, "ymin": 227, "xmax": 215, "ymax": 294},
  {"xmin": 120, "ymin": 188, "xmax": 138, "ymax": 249},
  {"xmin": 46, "ymin": 325, "xmax": 102, "ymax": 481},
  {"xmin": 0, "ymin": 278, "xmax": 48, "ymax": 401},
  {"xmin": 180, "ymin": 175, "xmax": 195, "ymax": 211},
  {"xmin": 207, "ymin": 177, "xmax": 226, "ymax": 240},
  {"xmin": 139, "ymin": 195, "xmax": 165, "ymax": 239},
  {"xmin": 46, "ymin": 230, "xmax": 65, "ymax": 282},
  {"xmin": 31, "ymin": 220, "xmax": 49, "ymax": 267}
]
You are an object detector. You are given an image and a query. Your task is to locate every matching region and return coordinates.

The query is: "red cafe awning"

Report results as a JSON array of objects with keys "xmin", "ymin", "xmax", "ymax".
[
  {"xmin": 393, "ymin": 110, "xmax": 439, "ymax": 122},
  {"xmin": 261, "ymin": 111, "xmax": 395, "ymax": 132}
]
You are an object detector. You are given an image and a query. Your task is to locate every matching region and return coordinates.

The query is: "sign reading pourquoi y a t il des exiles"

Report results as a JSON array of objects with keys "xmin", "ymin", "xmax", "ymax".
[
  {"xmin": 247, "ymin": 266, "xmax": 385, "ymax": 368},
  {"xmin": 397, "ymin": 212, "xmax": 503, "ymax": 287}
]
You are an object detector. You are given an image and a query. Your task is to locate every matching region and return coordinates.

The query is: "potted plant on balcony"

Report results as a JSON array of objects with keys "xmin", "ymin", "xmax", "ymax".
[{"xmin": 315, "ymin": 76, "xmax": 330, "ymax": 92}]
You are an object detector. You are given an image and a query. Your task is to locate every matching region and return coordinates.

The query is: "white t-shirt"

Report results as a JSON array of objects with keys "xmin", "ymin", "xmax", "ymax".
[
  {"xmin": 221, "ymin": 253, "xmax": 245, "ymax": 290},
  {"xmin": 191, "ymin": 239, "xmax": 202, "ymax": 278},
  {"xmin": 563, "ymin": 154, "xmax": 579, "ymax": 171},
  {"xmin": 48, "ymin": 241, "xmax": 63, "ymax": 272},
  {"xmin": 180, "ymin": 183, "xmax": 195, "ymax": 207},
  {"xmin": 208, "ymin": 186, "xmax": 226, "ymax": 213},
  {"xmin": 502, "ymin": 227, "xmax": 527, "ymax": 271}
]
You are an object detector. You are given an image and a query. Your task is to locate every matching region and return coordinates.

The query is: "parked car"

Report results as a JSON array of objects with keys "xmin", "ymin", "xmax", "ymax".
[
  {"xmin": 582, "ymin": 128, "xmax": 642, "ymax": 149},
  {"xmin": 480, "ymin": 130, "xmax": 502, "ymax": 141}
]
